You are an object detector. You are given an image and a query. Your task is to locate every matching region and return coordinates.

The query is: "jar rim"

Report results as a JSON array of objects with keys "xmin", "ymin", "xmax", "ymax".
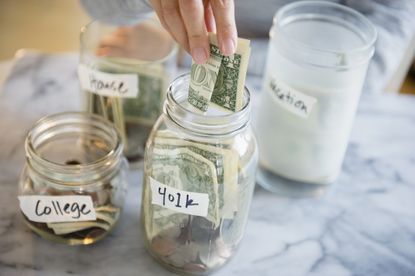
[
  {"xmin": 80, "ymin": 19, "xmax": 178, "ymax": 66},
  {"xmin": 25, "ymin": 112, "xmax": 124, "ymax": 186},
  {"xmin": 165, "ymin": 73, "xmax": 251, "ymax": 136},
  {"xmin": 272, "ymin": 1, "xmax": 377, "ymax": 69}
]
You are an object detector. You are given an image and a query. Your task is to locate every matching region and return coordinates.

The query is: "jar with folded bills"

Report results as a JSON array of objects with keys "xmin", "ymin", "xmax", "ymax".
[
  {"xmin": 141, "ymin": 73, "xmax": 258, "ymax": 275},
  {"xmin": 79, "ymin": 18, "xmax": 177, "ymax": 163},
  {"xmin": 18, "ymin": 112, "xmax": 128, "ymax": 245}
]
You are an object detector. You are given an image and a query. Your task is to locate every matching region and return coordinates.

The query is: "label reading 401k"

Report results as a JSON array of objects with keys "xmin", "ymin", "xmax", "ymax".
[{"xmin": 150, "ymin": 177, "xmax": 209, "ymax": 217}]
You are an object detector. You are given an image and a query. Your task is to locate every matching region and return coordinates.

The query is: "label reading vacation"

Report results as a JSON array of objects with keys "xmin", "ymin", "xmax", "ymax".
[
  {"xmin": 78, "ymin": 64, "xmax": 138, "ymax": 98},
  {"xmin": 268, "ymin": 76, "xmax": 317, "ymax": 118},
  {"xmin": 18, "ymin": 195, "xmax": 96, "ymax": 223},
  {"xmin": 150, "ymin": 177, "xmax": 209, "ymax": 217}
]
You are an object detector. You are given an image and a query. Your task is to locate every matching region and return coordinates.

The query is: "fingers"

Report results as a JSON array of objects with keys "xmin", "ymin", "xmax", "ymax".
[
  {"xmin": 150, "ymin": 0, "xmax": 189, "ymax": 52},
  {"xmin": 152, "ymin": 0, "xmax": 209, "ymax": 64},
  {"xmin": 160, "ymin": 0, "xmax": 190, "ymax": 53},
  {"xmin": 179, "ymin": 0, "xmax": 209, "ymax": 64},
  {"xmin": 147, "ymin": 0, "xmax": 237, "ymax": 62},
  {"xmin": 204, "ymin": 2, "xmax": 216, "ymax": 33},
  {"xmin": 149, "ymin": 0, "xmax": 165, "ymax": 27},
  {"xmin": 211, "ymin": 0, "xmax": 237, "ymax": 56}
]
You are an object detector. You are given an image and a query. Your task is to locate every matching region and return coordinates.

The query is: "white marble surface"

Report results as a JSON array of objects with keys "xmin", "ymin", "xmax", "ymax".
[{"xmin": 0, "ymin": 52, "xmax": 414, "ymax": 276}]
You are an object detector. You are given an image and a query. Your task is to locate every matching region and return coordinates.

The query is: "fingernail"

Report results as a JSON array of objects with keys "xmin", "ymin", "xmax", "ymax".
[
  {"xmin": 221, "ymin": 38, "xmax": 235, "ymax": 56},
  {"xmin": 192, "ymin": 47, "xmax": 208, "ymax": 64}
]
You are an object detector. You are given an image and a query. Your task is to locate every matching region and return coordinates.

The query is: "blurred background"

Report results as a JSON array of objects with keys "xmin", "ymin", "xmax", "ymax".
[
  {"xmin": 0, "ymin": 0, "xmax": 89, "ymax": 58},
  {"xmin": 0, "ymin": 0, "xmax": 414, "ymax": 94}
]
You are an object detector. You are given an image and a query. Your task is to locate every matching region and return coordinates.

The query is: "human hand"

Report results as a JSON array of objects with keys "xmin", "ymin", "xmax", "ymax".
[{"xmin": 150, "ymin": 0, "xmax": 237, "ymax": 64}]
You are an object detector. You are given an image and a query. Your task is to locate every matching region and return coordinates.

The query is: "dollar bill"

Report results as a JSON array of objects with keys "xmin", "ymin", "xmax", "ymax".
[
  {"xmin": 188, "ymin": 34, "xmax": 223, "ymax": 112},
  {"xmin": 153, "ymin": 130, "xmax": 239, "ymax": 215},
  {"xmin": 210, "ymin": 36, "xmax": 251, "ymax": 112},
  {"xmin": 188, "ymin": 34, "xmax": 251, "ymax": 113},
  {"xmin": 46, "ymin": 206, "xmax": 120, "ymax": 235},
  {"xmin": 150, "ymin": 148, "xmax": 220, "ymax": 226},
  {"xmin": 154, "ymin": 129, "xmax": 233, "ymax": 150},
  {"xmin": 85, "ymin": 58, "xmax": 168, "ymax": 155},
  {"xmin": 121, "ymin": 62, "xmax": 167, "ymax": 126},
  {"xmin": 153, "ymin": 137, "xmax": 239, "ymax": 218}
]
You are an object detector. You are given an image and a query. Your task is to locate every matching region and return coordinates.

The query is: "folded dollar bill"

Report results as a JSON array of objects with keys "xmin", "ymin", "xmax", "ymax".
[
  {"xmin": 150, "ymin": 147, "xmax": 220, "ymax": 226},
  {"xmin": 153, "ymin": 134, "xmax": 238, "ymax": 219},
  {"xmin": 188, "ymin": 33, "xmax": 251, "ymax": 113},
  {"xmin": 46, "ymin": 206, "xmax": 120, "ymax": 235}
]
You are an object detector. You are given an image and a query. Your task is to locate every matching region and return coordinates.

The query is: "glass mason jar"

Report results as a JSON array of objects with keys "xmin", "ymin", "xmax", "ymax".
[
  {"xmin": 141, "ymin": 74, "xmax": 258, "ymax": 274},
  {"xmin": 255, "ymin": 1, "xmax": 377, "ymax": 197},
  {"xmin": 18, "ymin": 112, "xmax": 128, "ymax": 245},
  {"xmin": 79, "ymin": 18, "xmax": 177, "ymax": 163}
]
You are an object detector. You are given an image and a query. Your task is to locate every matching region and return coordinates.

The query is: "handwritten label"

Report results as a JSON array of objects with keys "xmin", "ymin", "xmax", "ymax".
[
  {"xmin": 150, "ymin": 177, "xmax": 209, "ymax": 217},
  {"xmin": 18, "ymin": 196, "xmax": 96, "ymax": 223},
  {"xmin": 268, "ymin": 76, "xmax": 317, "ymax": 118},
  {"xmin": 78, "ymin": 64, "xmax": 138, "ymax": 98}
]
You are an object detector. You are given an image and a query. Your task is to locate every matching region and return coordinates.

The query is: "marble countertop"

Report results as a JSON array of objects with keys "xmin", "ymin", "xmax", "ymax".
[{"xmin": 0, "ymin": 52, "xmax": 414, "ymax": 276}]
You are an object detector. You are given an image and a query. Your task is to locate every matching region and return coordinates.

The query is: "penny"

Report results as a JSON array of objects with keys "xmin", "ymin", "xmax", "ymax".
[{"xmin": 151, "ymin": 236, "xmax": 176, "ymax": 256}]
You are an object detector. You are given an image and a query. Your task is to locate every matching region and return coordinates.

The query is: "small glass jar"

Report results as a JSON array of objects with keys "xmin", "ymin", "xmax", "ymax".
[
  {"xmin": 255, "ymin": 1, "xmax": 377, "ymax": 197},
  {"xmin": 18, "ymin": 112, "xmax": 128, "ymax": 245},
  {"xmin": 141, "ymin": 74, "xmax": 258, "ymax": 274},
  {"xmin": 79, "ymin": 18, "xmax": 178, "ymax": 163}
]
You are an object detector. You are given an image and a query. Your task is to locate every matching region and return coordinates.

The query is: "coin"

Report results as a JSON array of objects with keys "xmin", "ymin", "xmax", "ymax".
[{"xmin": 151, "ymin": 236, "xmax": 176, "ymax": 256}]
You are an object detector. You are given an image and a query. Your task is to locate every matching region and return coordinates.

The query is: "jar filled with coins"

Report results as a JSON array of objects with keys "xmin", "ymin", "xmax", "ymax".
[
  {"xmin": 141, "ymin": 73, "xmax": 258, "ymax": 274},
  {"xmin": 79, "ymin": 18, "xmax": 177, "ymax": 163},
  {"xmin": 18, "ymin": 112, "xmax": 128, "ymax": 245}
]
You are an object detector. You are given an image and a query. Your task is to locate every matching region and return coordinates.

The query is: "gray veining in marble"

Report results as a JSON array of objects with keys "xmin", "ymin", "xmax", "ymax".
[{"xmin": 0, "ymin": 52, "xmax": 414, "ymax": 276}]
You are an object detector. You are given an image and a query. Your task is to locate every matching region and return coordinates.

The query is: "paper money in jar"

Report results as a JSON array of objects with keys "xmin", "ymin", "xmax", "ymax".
[
  {"xmin": 141, "ymin": 36, "xmax": 257, "ymax": 274},
  {"xmin": 79, "ymin": 19, "xmax": 178, "ymax": 163},
  {"xmin": 18, "ymin": 112, "xmax": 128, "ymax": 245}
]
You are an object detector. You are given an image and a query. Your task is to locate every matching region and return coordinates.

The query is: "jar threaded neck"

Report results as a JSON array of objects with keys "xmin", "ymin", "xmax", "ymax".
[
  {"xmin": 164, "ymin": 74, "xmax": 251, "ymax": 137},
  {"xmin": 25, "ymin": 112, "xmax": 124, "ymax": 187}
]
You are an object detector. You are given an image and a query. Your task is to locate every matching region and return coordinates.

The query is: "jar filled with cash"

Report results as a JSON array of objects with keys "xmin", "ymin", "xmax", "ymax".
[
  {"xmin": 18, "ymin": 112, "xmax": 128, "ymax": 245},
  {"xmin": 141, "ymin": 73, "xmax": 258, "ymax": 274},
  {"xmin": 79, "ymin": 19, "xmax": 177, "ymax": 163}
]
